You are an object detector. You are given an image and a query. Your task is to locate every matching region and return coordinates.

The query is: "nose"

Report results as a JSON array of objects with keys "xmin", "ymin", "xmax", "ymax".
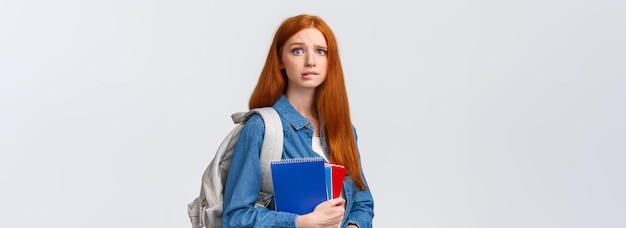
[{"xmin": 305, "ymin": 52, "xmax": 316, "ymax": 67}]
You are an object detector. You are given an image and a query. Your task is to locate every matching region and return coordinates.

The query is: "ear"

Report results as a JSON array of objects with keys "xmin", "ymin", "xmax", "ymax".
[{"xmin": 279, "ymin": 62, "xmax": 285, "ymax": 69}]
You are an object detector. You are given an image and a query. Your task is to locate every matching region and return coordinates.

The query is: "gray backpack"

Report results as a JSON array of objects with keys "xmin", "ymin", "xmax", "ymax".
[{"xmin": 187, "ymin": 107, "xmax": 283, "ymax": 228}]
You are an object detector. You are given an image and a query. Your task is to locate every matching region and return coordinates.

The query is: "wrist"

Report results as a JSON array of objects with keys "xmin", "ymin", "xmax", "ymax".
[{"xmin": 296, "ymin": 214, "xmax": 315, "ymax": 227}]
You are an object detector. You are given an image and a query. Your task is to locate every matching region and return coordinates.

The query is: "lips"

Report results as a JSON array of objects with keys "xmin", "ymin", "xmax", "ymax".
[
  {"xmin": 302, "ymin": 71, "xmax": 319, "ymax": 76},
  {"xmin": 301, "ymin": 71, "xmax": 319, "ymax": 80}
]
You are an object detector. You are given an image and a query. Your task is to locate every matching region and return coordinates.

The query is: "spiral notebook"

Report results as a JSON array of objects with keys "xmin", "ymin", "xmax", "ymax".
[{"xmin": 270, "ymin": 157, "xmax": 327, "ymax": 215}]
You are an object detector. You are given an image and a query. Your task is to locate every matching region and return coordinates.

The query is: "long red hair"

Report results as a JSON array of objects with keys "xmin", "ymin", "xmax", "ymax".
[{"xmin": 249, "ymin": 14, "xmax": 366, "ymax": 190}]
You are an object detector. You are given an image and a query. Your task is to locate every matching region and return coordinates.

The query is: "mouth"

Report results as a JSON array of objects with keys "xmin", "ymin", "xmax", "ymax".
[{"xmin": 302, "ymin": 71, "xmax": 319, "ymax": 77}]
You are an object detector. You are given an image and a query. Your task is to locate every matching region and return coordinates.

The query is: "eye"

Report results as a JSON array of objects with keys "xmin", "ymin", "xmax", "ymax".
[
  {"xmin": 316, "ymin": 49, "xmax": 327, "ymax": 55},
  {"xmin": 291, "ymin": 48, "xmax": 304, "ymax": 55}
]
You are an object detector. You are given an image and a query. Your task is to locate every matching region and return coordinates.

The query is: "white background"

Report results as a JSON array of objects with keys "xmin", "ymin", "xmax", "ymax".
[{"xmin": 1, "ymin": 0, "xmax": 625, "ymax": 227}]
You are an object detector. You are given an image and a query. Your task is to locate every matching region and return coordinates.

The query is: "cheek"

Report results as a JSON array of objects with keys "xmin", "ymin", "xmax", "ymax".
[
  {"xmin": 284, "ymin": 62, "xmax": 297, "ymax": 73},
  {"xmin": 282, "ymin": 59, "xmax": 297, "ymax": 70},
  {"xmin": 320, "ymin": 59, "xmax": 329, "ymax": 73},
  {"xmin": 284, "ymin": 64, "xmax": 300, "ymax": 79},
  {"xmin": 320, "ymin": 58, "xmax": 329, "ymax": 68}
]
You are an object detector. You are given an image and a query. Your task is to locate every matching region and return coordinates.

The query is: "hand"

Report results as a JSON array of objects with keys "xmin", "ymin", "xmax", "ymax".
[
  {"xmin": 296, "ymin": 197, "xmax": 345, "ymax": 228},
  {"xmin": 347, "ymin": 225, "xmax": 358, "ymax": 228}
]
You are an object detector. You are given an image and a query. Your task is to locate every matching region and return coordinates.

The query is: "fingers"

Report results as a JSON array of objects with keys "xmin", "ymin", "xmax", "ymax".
[
  {"xmin": 315, "ymin": 197, "xmax": 345, "ymax": 211},
  {"xmin": 327, "ymin": 197, "xmax": 345, "ymax": 207},
  {"xmin": 308, "ymin": 198, "xmax": 345, "ymax": 227},
  {"xmin": 315, "ymin": 198, "xmax": 342, "ymax": 211}
]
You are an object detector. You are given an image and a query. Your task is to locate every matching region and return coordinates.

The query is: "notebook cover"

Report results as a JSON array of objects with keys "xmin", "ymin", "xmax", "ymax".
[{"xmin": 270, "ymin": 157, "xmax": 327, "ymax": 215}]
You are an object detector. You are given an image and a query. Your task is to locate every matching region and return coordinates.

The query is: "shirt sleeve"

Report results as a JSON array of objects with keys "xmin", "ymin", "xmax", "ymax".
[
  {"xmin": 345, "ymin": 172, "xmax": 375, "ymax": 228},
  {"xmin": 222, "ymin": 115, "xmax": 298, "ymax": 228},
  {"xmin": 345, "ymin": 127, "xmax": 375, "ymax": 228}
]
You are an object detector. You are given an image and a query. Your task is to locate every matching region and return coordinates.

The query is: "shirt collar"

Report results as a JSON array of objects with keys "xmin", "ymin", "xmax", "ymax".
[{"xmin": 272, "ymin": 95, "xmax": 310, "ymax": 130}]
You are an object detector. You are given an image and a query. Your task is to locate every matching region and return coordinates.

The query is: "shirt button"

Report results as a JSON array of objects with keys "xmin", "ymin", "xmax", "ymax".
[{"xmin": 305, "ymin": 124, "xmax": 310, "ymax": 129}]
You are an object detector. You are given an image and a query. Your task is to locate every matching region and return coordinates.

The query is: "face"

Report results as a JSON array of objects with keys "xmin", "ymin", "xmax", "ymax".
[{"xmin": 280, "ymin": 28, "xmax": 328, "ymax": 92}]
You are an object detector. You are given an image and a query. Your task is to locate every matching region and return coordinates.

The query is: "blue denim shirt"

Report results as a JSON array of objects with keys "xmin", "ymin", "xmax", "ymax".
[{"xmin": 222, "ymin": 95, "xmax": 375, "ymax": 228}]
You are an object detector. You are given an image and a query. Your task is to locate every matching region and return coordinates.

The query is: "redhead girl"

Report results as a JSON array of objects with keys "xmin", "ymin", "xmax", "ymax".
[{"xmin": 222, "ymin": 14, "xmax": 375, "ymax": 228}]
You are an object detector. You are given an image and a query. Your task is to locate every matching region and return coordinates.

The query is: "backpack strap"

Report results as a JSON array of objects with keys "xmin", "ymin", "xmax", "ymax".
[
  {"xmin": 231, "ymin": 107, "xmax": 283, "ymax": 207},
  {"xmin": 251, "ymin": 107, "xmax": 283, "ymax": 195}
]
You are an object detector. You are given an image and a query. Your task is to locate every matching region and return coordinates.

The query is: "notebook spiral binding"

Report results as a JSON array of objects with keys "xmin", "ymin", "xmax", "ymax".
[{"xmin": 270, "ymin": 157, "xmax": 324, "ymax": 164}]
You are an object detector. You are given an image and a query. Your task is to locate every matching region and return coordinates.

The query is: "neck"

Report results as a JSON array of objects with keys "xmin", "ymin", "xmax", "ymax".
[{"xmin": 284, "ymin": 89, "xmax": 316, "ymax": 119}]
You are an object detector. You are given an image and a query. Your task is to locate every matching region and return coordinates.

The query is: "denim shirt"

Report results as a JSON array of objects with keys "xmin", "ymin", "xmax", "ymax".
[{"xmin": 222, "ymin": 95, "xmax": 375, "ymax": 228}]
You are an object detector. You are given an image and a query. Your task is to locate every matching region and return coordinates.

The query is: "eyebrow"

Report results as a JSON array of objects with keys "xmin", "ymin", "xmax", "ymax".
[{"xmin": 287, "ymin": 42, "xmax": 328, "ymax": 49}]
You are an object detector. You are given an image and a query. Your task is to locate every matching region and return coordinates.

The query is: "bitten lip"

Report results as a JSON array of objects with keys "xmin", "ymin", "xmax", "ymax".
[{"xmin": 302, "ymin": 71, "xmax": 319, "ymax": 75}]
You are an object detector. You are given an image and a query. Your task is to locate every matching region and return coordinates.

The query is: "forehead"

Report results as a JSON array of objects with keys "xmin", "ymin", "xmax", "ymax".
[{"xmin": 286, "ymin": 28, "xmax": 327, "ymax": 46}]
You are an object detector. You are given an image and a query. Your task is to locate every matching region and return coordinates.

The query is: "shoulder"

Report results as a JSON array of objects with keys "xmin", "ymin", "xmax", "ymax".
[
  {"xmin": 232, "ymin": 113, "xmax": 265, "ymax": 142},
  {"xmin": 242, "ymin": 113, "xmax": 265, "ymax": 131}
]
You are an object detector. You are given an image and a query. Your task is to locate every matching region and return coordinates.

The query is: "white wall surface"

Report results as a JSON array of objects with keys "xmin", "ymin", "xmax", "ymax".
[{"xmin": 1, "ymin": 0, "xmax": 624, "ymax": 227}]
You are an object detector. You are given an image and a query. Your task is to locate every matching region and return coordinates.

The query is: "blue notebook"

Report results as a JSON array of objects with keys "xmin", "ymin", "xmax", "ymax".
[{"xmin": 270, "ymin": 157, "xmax": 327, "ymax": 215}]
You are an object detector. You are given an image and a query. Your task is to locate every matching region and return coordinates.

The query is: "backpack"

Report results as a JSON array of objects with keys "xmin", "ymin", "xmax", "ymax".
[{"xmin": 187, "ymin": 107, "xmax": 283, "ymax": 228}]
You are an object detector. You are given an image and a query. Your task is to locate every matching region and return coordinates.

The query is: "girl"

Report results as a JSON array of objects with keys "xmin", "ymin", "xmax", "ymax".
[{"xmin": 222, "ymin": 14, "xmax": 374, "ymax": 228}]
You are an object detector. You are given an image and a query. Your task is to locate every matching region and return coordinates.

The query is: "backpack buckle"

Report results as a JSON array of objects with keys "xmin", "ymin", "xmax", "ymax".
[{"xmin": 254, "ymin": 191, "xmax": 274, "ymax": 208}]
